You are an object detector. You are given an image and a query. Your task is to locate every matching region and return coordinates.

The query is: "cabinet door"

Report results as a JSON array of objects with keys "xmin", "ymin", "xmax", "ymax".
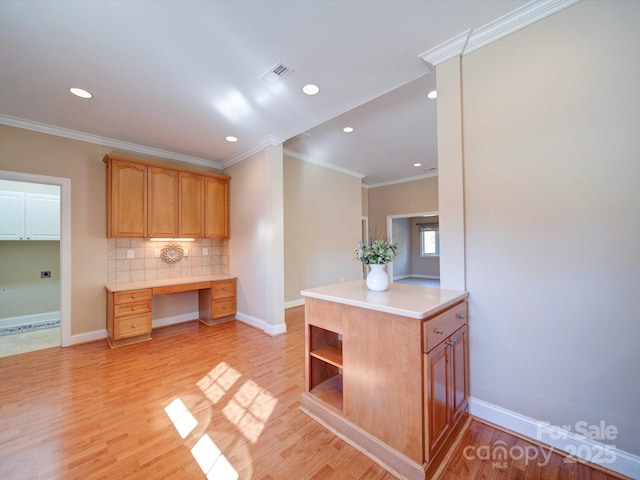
[
  {"xmin": 425, "ymin": 341, "xmax": 451, "ymax": 461},
  {"xmin": 109, "ymin": 160, "xmax": 147, "ymax": 237},
  {"xmin": 0, "ymin": 191, "xmax": 25, "ymax": 240},
  {"xmin": 204, "ymin": 177, "xmax": 229, "ymax": 239},
  {"xmin": 178, "ymin": 173, "xmax": 204, "ymax": 238},
  {"xmin": 450, "ymin": 326, "xmax": 468, "ymax": 423},
  {"xmin": 25, "ymin": 193, "xmax": 60, "ymax": 240},
  {"xmin": 148, "ymin": 167, "xmax": 178, "ymax": 238}
]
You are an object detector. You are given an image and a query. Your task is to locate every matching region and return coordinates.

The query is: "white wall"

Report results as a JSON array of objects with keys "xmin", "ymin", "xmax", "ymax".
[
  {"xmin": 283, "ymin": 155, "xmax": 362, "ymax": 303},
  {"xmin": 225, "ymin": 145, "xmax": 285, "ymax": 335},
  {"xmin": 459, "ymin": 0, "xmax": 640, "ymax": 460}
]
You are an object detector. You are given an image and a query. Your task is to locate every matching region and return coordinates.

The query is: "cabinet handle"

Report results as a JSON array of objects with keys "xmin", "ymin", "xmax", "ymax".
[
  {"xmin": 435, "ymin": 329, "xmax": 444, "ymax": 335},
  {"xmin": 447, "ymin": 339, "xmax": 457, "ymax": 346},
  {"xmin": 131, "ymin": 324, "xmax": 137, "ymax": 328},
  {"xmin": 456, "ymin": 314, "xmax": 465, "ymax": 320}
]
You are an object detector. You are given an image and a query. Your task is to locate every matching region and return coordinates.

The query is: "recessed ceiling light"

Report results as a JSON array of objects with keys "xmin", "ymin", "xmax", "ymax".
[
  {"xmin": 225, "ymin": 136, "xmax": 238, "ymax": 142},
  {"xmin": 69, "ymin": 87, "xmax": 93, "ymax": 99},
  {"xmin": 414, "ymin": 163, "xmax": 422, "ymax": 167},
  {"xmin": 343, "ymin": 127, "xmax": 354, "ymax": 133},
  {"xmin": 427, "ymin": 90, "xmax": 437, "ymax": 100},
  {"xmin": 302, "ymin": 84, "xmax": 320, "ymax": 95}
]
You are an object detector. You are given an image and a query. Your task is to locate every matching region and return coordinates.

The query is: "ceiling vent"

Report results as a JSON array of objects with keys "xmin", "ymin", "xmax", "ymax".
[{"xmin": 261, "ymin": 62, "xmax": 294, "ymax": 85}]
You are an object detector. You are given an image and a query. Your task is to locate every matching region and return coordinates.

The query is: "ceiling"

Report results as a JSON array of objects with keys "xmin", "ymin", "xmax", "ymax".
[{"xmin": 0, "ymin": 0, "xmax": 527, "ymax": 185}]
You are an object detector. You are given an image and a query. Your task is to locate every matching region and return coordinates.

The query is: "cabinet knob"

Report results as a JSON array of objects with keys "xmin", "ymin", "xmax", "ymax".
[
  {"xmin": 131, "ymin": 324, "xmax": 137, "ymax": 328},
  {"xmin": 435, "ymin": 329, "xmax": 444, "ymax": 335},
  {"xmin": 132, "ymin": 307, "xmax": 136, "ymax": 311},
  {"xmin": 222, "ymin": 287, "xmax": 227, "ymax": 291},
  {"xmin": 456, "ymin": 314, "xmax": 465, "ymax": 320},
  {"xmin": 447, "ymin": 339, "xmax": 457, "ymax": 346},
  {"xmin": 131, "ymin": 294, "xmax": 137, "ymax": 298},
  {"xmin": 223, "ymin": 306, "xmax": 227, "ymax": 310}
]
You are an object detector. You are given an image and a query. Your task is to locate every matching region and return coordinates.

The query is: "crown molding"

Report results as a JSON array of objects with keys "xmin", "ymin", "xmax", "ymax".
[
  {"xmin": 465, "ymin": 0, "xmax": 581, "ymax": 55},
  {"xmin": 283, "ymin": 149, "xmax": 366, "ymax": 179},
  {"xmin": 363, "ymin": 171, "xmax": 438, "ymax": 189},
  {"xmin": 419, "ymin": 0, "xmax": 581, "ymax": 67},
  {"xmin": 419, "ymin": 30, "xmax": 471, "ymax": 69},
  {"xmin": 0, "ymin": 114, "xmax": 223, "ymax": 169},
  {"xmin": 221, "ymin": 135, "xmax": 285, "ymax": 169}
]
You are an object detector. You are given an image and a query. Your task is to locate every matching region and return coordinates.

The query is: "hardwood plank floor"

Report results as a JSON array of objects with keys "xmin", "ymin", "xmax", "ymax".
[{"xmin": 0, "ymin": 307, "xmax": 625, "ymax": 479}]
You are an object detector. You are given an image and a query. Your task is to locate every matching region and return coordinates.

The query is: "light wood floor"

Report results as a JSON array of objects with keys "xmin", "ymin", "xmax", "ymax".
[{"xmin": 0, "ymin": 308, "xmax": 624, "ymax": 480}]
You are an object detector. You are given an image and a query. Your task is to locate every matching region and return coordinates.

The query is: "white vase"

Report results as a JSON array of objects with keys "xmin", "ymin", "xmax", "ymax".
[{"xmin": 366, "ymin": 264, "xmax": 389, "ymax": 292}]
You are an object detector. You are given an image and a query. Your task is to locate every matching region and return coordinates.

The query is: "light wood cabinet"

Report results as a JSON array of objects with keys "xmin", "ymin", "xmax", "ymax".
[
  {"xmin": 424, "ymin": 304, "xmax": 468, "ymax": 462},
  {"xmin": 302, "ymin": 297, "xmax": 468, "ymax": 480},
  {"xmin": 104, "ymin": 155, "xmax": 230, "ymax": 239},
  {"xmin": 178, "ymin": 172, "xmax": 204, "ymax": 238},
  {"xmin": 198, "ymin": 279, "xmax": 237, "ymax": 325},
  {"xmin": 204, "ymin": 176, "xmax": 229, "ymax": 239},
  {"xmin": 107, "ymin": 288, "xmax": 153, "ymax": 347},
  {"xmin": 148, "ymin": 167, "xmax": 178, "ymax": 238}
]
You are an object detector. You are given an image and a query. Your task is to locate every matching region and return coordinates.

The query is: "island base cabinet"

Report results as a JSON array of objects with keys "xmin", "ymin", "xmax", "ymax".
[
  {"xmin": 302, "ymin": 293, "xmax": 469, "ymax": 480},
  {"xmin": 424, "ymin": 325, "xmax": 468, "ymax": 462}
]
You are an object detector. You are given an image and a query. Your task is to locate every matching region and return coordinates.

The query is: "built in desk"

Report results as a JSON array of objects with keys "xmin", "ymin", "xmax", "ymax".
[{"xmin": 105, "ymin": 275, "xmax": 237, "ymax": 347}]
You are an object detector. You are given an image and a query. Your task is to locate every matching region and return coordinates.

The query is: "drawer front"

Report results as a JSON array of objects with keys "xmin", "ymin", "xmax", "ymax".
[
  {"xmin": 212, "ymin": 298, "xmax": 236, "ymax": 318},
  {"xmin": 114, "ymin": 288, "xmax": 152, "ymax": 304},
  {"xmin": 424, "ymin": 301, "xmax": 467, "ymax": 352},
  {"xmin": 115, "ymin": 312, "xmax": 152, "ymax": 339},
  {"xmin": 114, "ymin": 299, "xmax": 152, "ymax": 318},
  {"xmin": 213, "ymin": 280, "xmax": 236, "ymax": 299}
]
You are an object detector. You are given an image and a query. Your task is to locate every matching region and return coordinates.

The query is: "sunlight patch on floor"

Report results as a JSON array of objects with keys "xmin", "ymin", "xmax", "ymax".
[
  {"xmin": 222, "ymin": 380, "xmax": 278, "ymax": 443},
  {"xmin": 164, "ymin": 398, "xmax": 198, "ymax": 439},
  {"xmin": 191, "ymin": 434, "xmax": 239, "ymax": 480},
  {"xmin": 197, "ymin": 361, "xmax": 242, "ymax": 404}
]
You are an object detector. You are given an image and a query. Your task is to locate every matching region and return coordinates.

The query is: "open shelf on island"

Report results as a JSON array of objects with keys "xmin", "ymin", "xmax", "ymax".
[
  {"xmin": 310, "ymin": 344, "xmax": 342, "ymax": 368},
  {"xmin": 310, "ymin": 373, "xmax": 343, "ymax": 411}
]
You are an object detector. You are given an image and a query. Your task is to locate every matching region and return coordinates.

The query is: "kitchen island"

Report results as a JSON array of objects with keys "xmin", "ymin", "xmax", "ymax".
[{"xmin": 300, "ymin": 280, "xmax": 469, "ymax": 480}]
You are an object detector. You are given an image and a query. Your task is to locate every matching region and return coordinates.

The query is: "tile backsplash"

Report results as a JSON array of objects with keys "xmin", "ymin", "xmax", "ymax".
[{"xmin": 107, "ymin": 238, "xmax": 230, "ymax": 284}]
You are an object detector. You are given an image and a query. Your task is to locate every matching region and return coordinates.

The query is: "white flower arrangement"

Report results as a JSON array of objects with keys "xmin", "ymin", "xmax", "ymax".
[{"xmin": 354, "ymin": 238, "xmax": 398, "ymax": 265}]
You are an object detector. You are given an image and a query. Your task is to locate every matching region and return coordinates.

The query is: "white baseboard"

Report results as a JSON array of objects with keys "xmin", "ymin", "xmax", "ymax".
[
  {"xmin": 469, "ymin": 397, "xmax": 640, "ymax": 479},
  {"xmin": 410, "ymin": 274, "xmax": 440, "ymax": 279},
  {"xmin": 392, "ymin": 274, "xmax": 411, "ymax": 281},
  {"xmin": 70, "ymin": 329, "xmax": 107, "ymax": 345},
  {"xmin": 235, "ymin": 311, "xmax": 287, "ymax": 336},
  {"xmin": 0, "ymin": 311, "xmax": 60, "ymax": 329},
  {"xmin": 284, "ymin": 298, "xmax": 305, "ymax": 309}
]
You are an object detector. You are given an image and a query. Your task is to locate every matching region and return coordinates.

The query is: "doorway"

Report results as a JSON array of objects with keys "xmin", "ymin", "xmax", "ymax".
[
  {"xmin": 387, "ymin": 212, "xmax": 439, "ymax": 286},
  {"xmin": 0, "ymin": 170, "xmax": 71, "ymax": 353}
]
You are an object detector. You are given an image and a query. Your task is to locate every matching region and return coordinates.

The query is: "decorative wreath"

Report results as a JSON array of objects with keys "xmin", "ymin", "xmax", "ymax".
[{"xmin": 160, "ymin": 243, "xmax": 184, "ymax": 264}]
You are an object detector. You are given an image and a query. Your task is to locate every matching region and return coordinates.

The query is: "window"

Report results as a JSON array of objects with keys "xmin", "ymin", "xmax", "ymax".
[{"xmin": 419, "ymin": 224, "xmax": 439, "ymax": 257}]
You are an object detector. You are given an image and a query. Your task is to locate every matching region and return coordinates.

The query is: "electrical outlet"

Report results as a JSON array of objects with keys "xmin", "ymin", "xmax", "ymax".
[
  {"xmin": 41, "ymin": 271, "xmax": 51, "ymax": 279},
  {"xmin": 155, "ymin": 249, "xmax": 160, "ymax": 258},
  {"xmin": 1, "ymin": 287, "xmax": 11, "ymax": 293},
  {"xmin": 127, "ymin": 249, "xmax": 134, "ymax": 259},
  {"xmin": 203, "ymin": 247, "xmax": 209, "ymax": 256}
]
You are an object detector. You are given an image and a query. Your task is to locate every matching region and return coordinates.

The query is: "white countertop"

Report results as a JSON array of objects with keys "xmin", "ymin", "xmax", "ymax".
[
  {"xmin": 106, "ymin": 274, "xmax": 237, "ymax": 293},
  {"xmin": 301, "ymin": 280, "xmax": 467, "ymax": 319}
]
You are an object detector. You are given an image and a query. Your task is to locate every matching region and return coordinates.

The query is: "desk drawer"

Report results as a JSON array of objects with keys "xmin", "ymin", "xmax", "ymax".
[
  {"xmin": 114, "ymin": 288, "xmax": 152, "ymax": 304},
  {"xmin": 424, "ymin": 302, "xmax": 467, "ymax": 353},
  {"xmin": 213, "ymin": 280, "xmax": 236, "ymax": 299},
  {"xmin": 115, "ymin": 312, "xmax": 152, "ymax": 339},
  {"xmin": 114, "ymin": 299, "xmax": 151, "ymax": 318},
  {"xmin": 213, "ymin": 298, "xmax": 236, "ymax": 318}
]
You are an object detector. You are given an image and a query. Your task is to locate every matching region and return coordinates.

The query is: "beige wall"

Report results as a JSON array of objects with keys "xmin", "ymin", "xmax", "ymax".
[
  {"xmin": 0, "ymin": 241, "xmax": 60, "ymax": 318},
  {"xmin": 225, "ymin": 145, "xmax": 286, "ymax": 334},
  {"xmin": 283, "ymin": 155, "xmax": 362, "ymax": 303},
  {"xmin": 366, "ymin": 177, "xmax": 438, "ymax": 240},
  {"xmin": 0, "ymin": 124, "xmax": 224, "ymax": 337},
  {"xmin": 361, "ymin": 187, "xmax": 368, "ymax": 217},
  {"xmin": 460, "ymin": 0, "xmax": 640, "ymax": 457}
]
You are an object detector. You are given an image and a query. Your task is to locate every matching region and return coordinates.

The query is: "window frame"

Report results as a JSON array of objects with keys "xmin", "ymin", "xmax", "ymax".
[{"xmin": 419, "ymin": 224, "xmax": 440, "ymax": 257}]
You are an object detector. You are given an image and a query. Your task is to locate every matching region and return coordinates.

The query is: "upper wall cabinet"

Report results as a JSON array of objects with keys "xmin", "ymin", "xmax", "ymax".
[
  {"xmin": 104, "ymin": 154, "xmax": 230, "ymax": 239},
  {"xmin": 0, "ymin": 191, "xmax": 60, "ymax": 241}
]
